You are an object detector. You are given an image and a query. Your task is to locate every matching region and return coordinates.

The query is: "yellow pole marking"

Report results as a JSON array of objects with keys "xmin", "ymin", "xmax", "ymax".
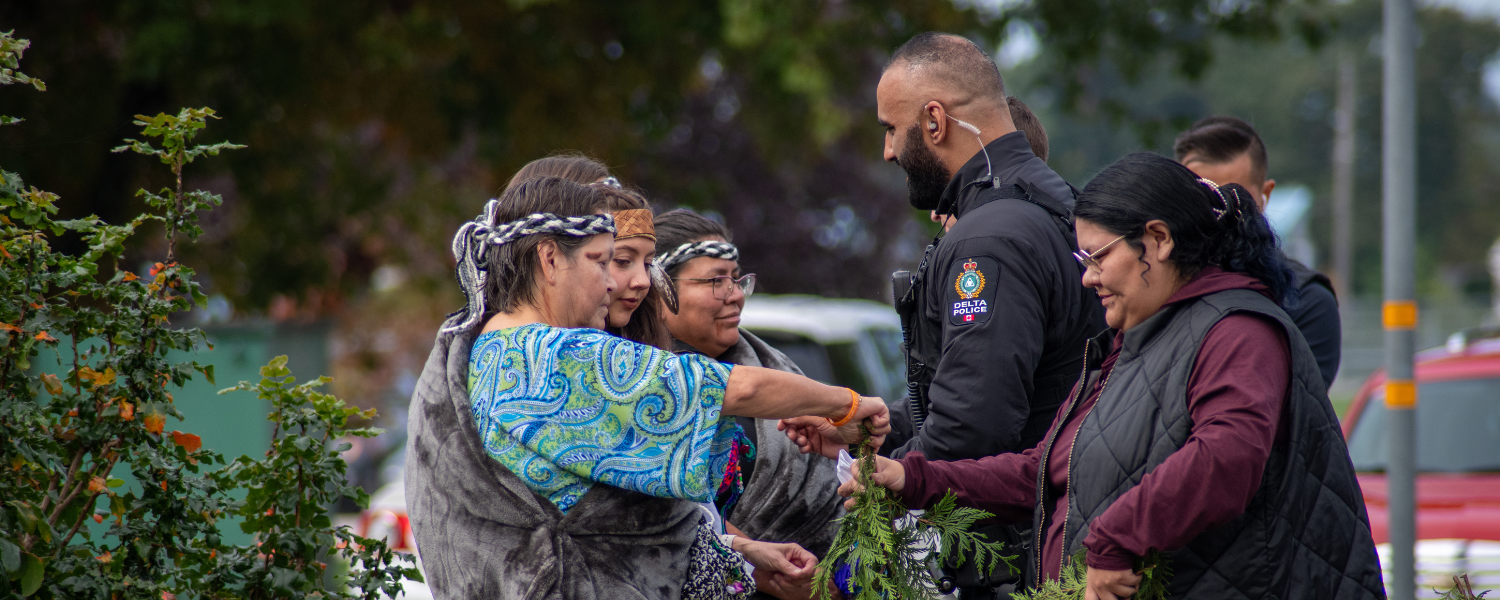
[
  {"xmin": 1383, "ymin": 300, "xmax": 1418, "ymax": 330},
  {"xmin": 1385, "ymin": 380, "xmax": 1417, "ymax": 409}
]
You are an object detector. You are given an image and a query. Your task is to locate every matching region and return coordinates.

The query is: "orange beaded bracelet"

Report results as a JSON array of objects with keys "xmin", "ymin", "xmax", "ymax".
[{"xmin": 826, "ymin": 387, "xmax": 860, "ymax": 428}]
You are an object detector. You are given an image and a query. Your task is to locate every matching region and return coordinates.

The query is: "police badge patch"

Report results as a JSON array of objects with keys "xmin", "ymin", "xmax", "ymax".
[
  {"xmin": 946, "ymin": 256, "xmax": 999, "ymax": 326},
  {"xmin": 955, "ymin": 260, "xmax": 986, "ymax": 299}
]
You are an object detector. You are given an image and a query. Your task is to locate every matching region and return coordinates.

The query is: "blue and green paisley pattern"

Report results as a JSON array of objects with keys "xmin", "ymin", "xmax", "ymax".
[{"xmin": 468, "ymin": 324, "xmax": 739, "ymax": 513}]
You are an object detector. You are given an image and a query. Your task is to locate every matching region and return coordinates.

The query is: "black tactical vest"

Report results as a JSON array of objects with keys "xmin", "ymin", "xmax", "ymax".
[{"xmin": 1031, "ymin": 288, "xmax": 1386, "ymax": 599}]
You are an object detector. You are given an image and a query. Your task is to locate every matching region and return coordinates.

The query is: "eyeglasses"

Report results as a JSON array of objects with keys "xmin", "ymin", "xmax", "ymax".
[
  {"xmin": 673, "ymin": 274, "xmax": 756, "ymax": 300},
  {"xmin": 1073, "ymin": 234, "xmax": 1128, "ymax": 273}
]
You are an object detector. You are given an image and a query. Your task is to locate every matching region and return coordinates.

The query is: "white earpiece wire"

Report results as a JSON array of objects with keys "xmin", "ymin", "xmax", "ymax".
[{"xmin": 946, "ymin": 115, "xmax": 992, "ymax": 181}]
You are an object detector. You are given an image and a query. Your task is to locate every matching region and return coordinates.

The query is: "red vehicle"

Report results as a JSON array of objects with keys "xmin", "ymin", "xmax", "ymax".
[{"xmin": 1342, "ymin": 326, "xmax": 1500, "ymax": 597}]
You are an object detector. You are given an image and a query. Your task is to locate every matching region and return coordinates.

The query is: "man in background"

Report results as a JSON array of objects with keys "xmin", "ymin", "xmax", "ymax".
[
  {"xmin": 1006, "ymin": 96, "xmax": 1048, "ymax": 163},
  {"xmin": 1175, "ymin": 116, "xmax": 1342, "ymax": 388}
]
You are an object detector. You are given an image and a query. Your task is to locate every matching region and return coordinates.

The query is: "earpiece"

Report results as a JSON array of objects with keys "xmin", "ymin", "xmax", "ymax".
[
  {"xmin": 928, "ymin": 121, "xmax": 938, "ymax": 131},
  {"xmin": 946, "ymin": 115, "xmax": 982, "ymax": 136}
]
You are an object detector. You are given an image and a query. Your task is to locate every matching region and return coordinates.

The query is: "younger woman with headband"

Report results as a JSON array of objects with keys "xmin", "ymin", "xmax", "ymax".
[
  {"xmin": 835, "ymin": 153, "xmax": 1382, "ymax": 600},
  {"xmin": 501, "ymin": 153, "xmax": 671, "ymax": 350},
  {"xmin": 406, "ymin": 177, "xmax": 890, "ymax": 599},
  {"xmin": 655, "ymin": 209, "xmax": 846, "ymax": 600}
]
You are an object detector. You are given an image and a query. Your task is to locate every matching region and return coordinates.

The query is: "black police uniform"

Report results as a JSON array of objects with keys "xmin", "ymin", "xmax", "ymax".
[
  {"xmin": 885, "ymin": 131, "xmax": 1104, "ymax": 598},
  {"xmin": 887, "ymin": 131, "xmax": 1102, "ymax": 460}
]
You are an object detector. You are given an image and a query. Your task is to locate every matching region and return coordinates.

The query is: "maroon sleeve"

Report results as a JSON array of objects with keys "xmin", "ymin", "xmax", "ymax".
[
  {"xmin": 1082, "ymin": 314, "xmax": 1290, "ymax": 571},
  {"xmin": 898, "ymin": 446, "xmax": 1042, "ymax": 524}
]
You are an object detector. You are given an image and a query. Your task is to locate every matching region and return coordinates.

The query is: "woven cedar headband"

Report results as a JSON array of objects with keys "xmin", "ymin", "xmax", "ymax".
[
  {"xmin": 439, "ymin": 201, "xmax": 617, "ymax": 334},
  {"xmin": 657, "ymin": 241, "xmax": 740, "ymax": 272},
  {"xmin": 613, "ymin": 208, "xmax": 655, "ymax": 241}
]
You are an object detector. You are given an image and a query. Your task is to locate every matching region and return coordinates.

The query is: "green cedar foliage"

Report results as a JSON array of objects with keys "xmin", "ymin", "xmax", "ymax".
[
  {"xmin": 812, "ymin": 428, "xmax": 1015, "ymax": 600},
  {"xmin": 1439, "ymin": 574, "xmax": 1492, "ymax": 600},
  {"xmin": 1011, "ymin": 549, "xmax": 1171, "ymax": 600},
  {"xmin": 0, "ymin": 32, "xmax": 418, "ymax": 598}
]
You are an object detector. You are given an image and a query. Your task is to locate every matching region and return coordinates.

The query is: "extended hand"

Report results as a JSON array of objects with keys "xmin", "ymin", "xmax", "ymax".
[
  {"xmin": 777, "ymin": 396, "xmax": 890, "ymax": 459},
  {"xmin": 736, "ymin": 539, "xmax": 817, "ymax": 599},
  {"xmin": 850, "ymin": 396, "xmax": 891, "ymax": 442},
  {"xmin": 835, "ymin": 454, "xmax": 905, "ymax": 510},
  {"xmin": 1084, "ymin": 566, "xmax": 1142, "ymax": 600},
  {"xmin": 778, "ymin": 417, "xmax": 846, "ymax": 459}
]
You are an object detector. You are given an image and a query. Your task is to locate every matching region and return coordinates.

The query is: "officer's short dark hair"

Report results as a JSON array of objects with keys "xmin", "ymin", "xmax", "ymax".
[
  {"xmin": 1008, "ymin": 96, "xmax": 1048, "ymax": 162},
  {"xmin": 653, "ymin": 208, "xmax": 734, "ymax": 276},
  {"xmin": 885, "ymin": 32, "xmax": 1006, "ymax": 101},
  {"xmin": 1173, "ymin": 116, "xmax": 1268, "ymax": 184}
]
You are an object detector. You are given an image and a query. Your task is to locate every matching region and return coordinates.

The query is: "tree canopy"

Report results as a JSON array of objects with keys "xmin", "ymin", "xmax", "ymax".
[{"xmin": 0, "ymin": 0, "xmax": 1335, "ymax": 310}]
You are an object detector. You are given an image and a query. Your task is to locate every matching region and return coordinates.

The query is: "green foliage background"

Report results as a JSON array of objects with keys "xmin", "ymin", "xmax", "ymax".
[
  {"xmin": 0, "ymin": 43, "xmax": 417, "ymax": 595},
  {"xmin": 0, "ymin": 0, "xmax": 1351, "ymax": 311},
  {"xmin": 2, "ymin": 0, "xmax": 1497, "ymax": 414},
  {"xmin": 1019, "ymin": 0, "xmax": 1500, "ymax": 297}
]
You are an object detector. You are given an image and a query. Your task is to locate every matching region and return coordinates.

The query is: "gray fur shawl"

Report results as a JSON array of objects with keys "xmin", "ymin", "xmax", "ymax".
[
  {"xmin": 405, "ymin": 328, "xmax": 701, "ymax": 600},
  {"xmin": 690, "ymin": 330, "xmax": 845, "ymax": 558}
]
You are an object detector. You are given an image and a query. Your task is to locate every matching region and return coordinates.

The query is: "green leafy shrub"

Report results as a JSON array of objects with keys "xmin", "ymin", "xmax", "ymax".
[
  {"xmin": 0, "ymin": 30, "xmax": 417, "ymax": 599},
  {"xmin": 210, "ymin": 357, "xmax": 418, "ymax": 598}
]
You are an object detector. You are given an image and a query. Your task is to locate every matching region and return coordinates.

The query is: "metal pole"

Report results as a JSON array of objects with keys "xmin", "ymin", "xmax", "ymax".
[
  {"xmin": 1332, "ymin": 52, "xmax": 1356, "ymax": 302},
  {"xmin": 1382, "ymin": 0, "xmax": 1418, "ymax": 597}
]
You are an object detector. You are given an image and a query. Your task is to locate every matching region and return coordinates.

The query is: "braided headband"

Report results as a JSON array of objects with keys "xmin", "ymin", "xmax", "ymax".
[
  {"xmin": 658, "ymin": 241, "xmax": 740, "ymax": 272},
  {"xmin": 440, "ymin": 200, "xmax": 616, "ymax": 334},
  {"xmin": 613, "ymin": 208, "xmax": 656, "ymax": 241}
]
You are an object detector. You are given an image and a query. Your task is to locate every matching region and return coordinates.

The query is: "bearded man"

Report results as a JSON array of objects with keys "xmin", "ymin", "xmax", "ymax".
[{"xmin": 790, "ymin": 32, "xmax": 1103, "ymax": 599}]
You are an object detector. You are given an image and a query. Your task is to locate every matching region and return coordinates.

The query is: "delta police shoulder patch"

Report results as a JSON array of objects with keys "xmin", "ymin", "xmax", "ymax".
[{"xmin": 946, "ymin": 256, "xmax": 999, "ymax": 326}]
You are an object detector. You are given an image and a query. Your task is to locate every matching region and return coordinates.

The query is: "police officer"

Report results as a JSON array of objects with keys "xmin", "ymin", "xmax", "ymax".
[
  {"xmin": 877, "ymin": 32, "xmax": 1103, "ymax": 599},
  {"xmin": 876, "ymin": 33, "xmax": 1099, "ymax": 462}
]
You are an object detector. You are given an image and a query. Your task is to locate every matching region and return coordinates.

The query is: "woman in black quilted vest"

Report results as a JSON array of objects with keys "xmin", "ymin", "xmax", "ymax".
[{"xmin": 836, "ymin": 152, "xmax": 1385, "ymax": 600}]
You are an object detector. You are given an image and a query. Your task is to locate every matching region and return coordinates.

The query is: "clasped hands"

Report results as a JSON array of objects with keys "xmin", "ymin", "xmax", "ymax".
[{"xmin": 777, "ymin": 394, "xmax": 891, "ymax": 460}]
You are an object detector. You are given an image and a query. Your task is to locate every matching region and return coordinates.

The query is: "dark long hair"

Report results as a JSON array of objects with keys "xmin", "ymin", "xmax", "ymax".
[
  {"xmin": 595, "ymin": 187, "xmax": 673, "ymax": 351},
  {"xmin": 1074, "ymin": 152, "xmax": 1300, "ymax": 310},
  {"xmin": 500, "ymin": 154, "xmax": 673, "ymax": 350},
  {"xmin": 485, "ymin": 177, "xmax": 611, "ymax": 314}
]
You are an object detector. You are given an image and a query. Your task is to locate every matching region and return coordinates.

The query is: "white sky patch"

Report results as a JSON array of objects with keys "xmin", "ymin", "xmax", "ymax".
[
  {"xmin": 1423, "ymin": 0, "xmax": 1500, "ymax": 20},
  {"xmin": 953, "ymin": 0, "xmax": 1030, "ymax": 17},
  {"xmin": 997, "ymin": 20, "xmax": 1041, "ymax": 69}
]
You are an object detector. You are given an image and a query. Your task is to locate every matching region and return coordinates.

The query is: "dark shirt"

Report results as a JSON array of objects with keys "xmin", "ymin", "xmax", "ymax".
[
  {"xmin": 1285, "ymin": 257, "xmax": 1341, "ymax": 388},
  {"xmin": 887, "ymin": 130, "xmax": 1101, "ymax": 460},
  {"xmin": 896, "ymin": 268, "xmax": 1291, "ymax": 578}
]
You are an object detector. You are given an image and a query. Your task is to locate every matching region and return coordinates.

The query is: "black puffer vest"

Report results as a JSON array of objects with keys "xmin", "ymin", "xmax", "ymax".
[{"xmin": 1030, "ymin": 288, "xmax": 1385, "ymax": 599}]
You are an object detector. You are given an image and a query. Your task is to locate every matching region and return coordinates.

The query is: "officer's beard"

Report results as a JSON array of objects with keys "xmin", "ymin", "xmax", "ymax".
[{"xmin": 897, "ymin": 123, "xmax": 952, "ymax": 211}]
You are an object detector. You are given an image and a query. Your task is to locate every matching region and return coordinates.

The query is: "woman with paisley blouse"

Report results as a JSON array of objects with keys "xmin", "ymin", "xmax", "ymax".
[{"xmin": 405, "ymin": 175, "xmax": 890, "ymax": 599}]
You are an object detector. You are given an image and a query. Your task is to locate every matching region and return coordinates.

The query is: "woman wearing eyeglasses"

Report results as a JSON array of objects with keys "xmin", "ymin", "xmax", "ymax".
[
  {"xmin": 655, "ymin": 208, "xmax": 846, "ymax": 600},
  {"xmin": 837, "ymin": 153, "xmax": 1382, "ymax": 600},
  {"xmin": 406, "ymin": 179, "xmax": 891, "ymax": 600}
]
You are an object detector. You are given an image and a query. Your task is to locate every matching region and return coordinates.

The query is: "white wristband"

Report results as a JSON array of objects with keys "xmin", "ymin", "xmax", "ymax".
[{"xmin": 720, "ymin": 533, "xmax": 738, "ymax": 549}]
